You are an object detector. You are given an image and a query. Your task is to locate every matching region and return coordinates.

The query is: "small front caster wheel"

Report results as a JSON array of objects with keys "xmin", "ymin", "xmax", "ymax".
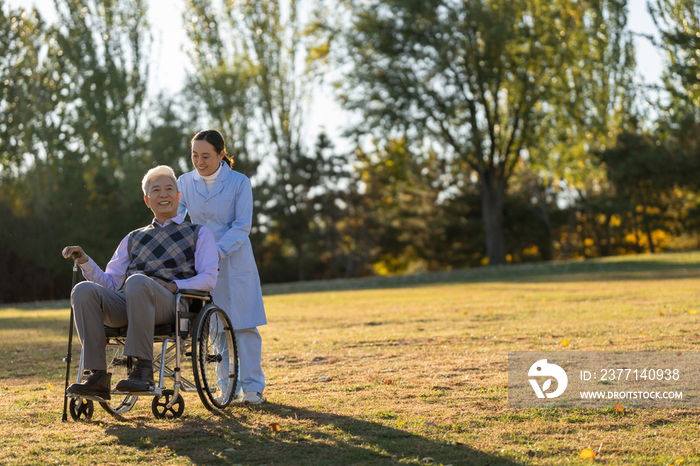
[
  {"xmin": 152, "ymin": 390, "xmax": 185, "ymax": 419},
  {"xmin": 69, "ymin": 397, "xmax": 94, "ymax": 421}
]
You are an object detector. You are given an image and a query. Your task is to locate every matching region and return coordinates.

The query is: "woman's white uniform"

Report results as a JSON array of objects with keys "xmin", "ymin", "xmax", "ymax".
[{"xmin": 177, "ymin": 162, "xmax": 266, "ymax": 395}]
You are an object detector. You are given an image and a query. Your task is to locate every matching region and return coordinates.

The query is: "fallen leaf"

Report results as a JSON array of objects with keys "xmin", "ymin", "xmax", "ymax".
[
  {"xmin": 21, "ymin": 445, "xmax": 27, "ymax": 448},
  {"xmin": 689, "ymin": 310, "xmax": 697, "ymax": 315},
  {"xmin": 659, "ymin": 311, "xmax": 664, "ymax": 316},
  {"xmin": 613, "ymin": 402, "xmax": 624, "ymax": 412},
  {"xmin": 640, "ymin": 331, "xmax": 645, "ymax": 334},
  {"xmin": 463, "ymin": 311, "xmax": 468, "ymax": 315},
  {"xmin": 579, "ymin": 448, "xmax": 595, "ymax": 459},
  {"xmin": 270, "ymin": 423, "xmax": 280, "ymax": 432},
  {"xmin": 47, "ymin": 382, "xmax": 53, "ymax": 389},
  {"xmin": 541, "ymin": 298, "xmax": 546, "ymax": 302},
  {"xmin": 438, "ymin": 341, "xmax": 445, "ymax": 344},
  {"xmin": 677, "ymin": 352, "xmax": 682, "ymax": 356},
  {"xmin": 384, "ymin": 380, "xmax": 392, "ymax": 385},
  {"xmin": 561, "ymin": 338, "xmax": 570, "ymax": 347}
]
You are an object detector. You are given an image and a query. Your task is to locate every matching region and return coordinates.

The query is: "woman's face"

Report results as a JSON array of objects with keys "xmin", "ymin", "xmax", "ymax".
[{"xmin": 191, "ymin": 139, "xmax": 225, "ymax": 177}]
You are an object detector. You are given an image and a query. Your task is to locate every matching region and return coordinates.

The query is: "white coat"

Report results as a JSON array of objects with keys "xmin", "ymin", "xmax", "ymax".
[{"xmin": 177, "ymin": 163, "xmax": 267, "ymax": 329}]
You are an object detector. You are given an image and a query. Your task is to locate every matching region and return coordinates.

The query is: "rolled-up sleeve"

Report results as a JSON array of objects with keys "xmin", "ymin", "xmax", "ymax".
[
  {"xmin": 172, "ymin": 225, "xmax": 219, "ymax": 292},
  {"xmin": 78, "ymin": 235, "xmax": 130, "ymax": 291}
]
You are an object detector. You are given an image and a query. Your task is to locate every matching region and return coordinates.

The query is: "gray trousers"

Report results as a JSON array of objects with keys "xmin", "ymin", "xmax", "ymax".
[{"xmin": 71, "ymin": 274, "xmax": 177, "ymax": 370}]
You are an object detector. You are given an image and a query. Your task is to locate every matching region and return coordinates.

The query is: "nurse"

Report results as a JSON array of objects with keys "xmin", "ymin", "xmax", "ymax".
[{"xmin": 177, "ymin": 129, "xmax": 267, "ymax": 406}]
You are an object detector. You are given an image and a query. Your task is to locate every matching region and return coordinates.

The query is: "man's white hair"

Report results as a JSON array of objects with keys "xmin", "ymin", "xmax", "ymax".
[{"xmin": 142, "ymin": 165, "xmax": 178, "ymax": 195}]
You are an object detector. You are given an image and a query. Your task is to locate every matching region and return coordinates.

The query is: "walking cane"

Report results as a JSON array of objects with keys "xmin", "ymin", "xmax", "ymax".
[{"xmin": 61, "ymin": 253, "xmax": 79, "ymax": 422}]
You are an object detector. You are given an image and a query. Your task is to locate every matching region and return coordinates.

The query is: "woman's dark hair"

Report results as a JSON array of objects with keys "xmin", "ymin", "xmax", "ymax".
[{"xmin": 191, "ymin": 129, "xmax": 233, "ymax": 168}]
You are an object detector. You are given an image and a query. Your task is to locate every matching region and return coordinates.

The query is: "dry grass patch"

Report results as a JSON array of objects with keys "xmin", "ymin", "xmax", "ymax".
[{"xmin": 2, "ymin": 252, "xmax": 700, "ymax": 464}]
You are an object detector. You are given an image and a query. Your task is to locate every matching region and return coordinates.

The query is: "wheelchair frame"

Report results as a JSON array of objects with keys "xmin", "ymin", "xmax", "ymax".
[{"xmin": 65, "ymin": 290, "xmax": 239, "ymax": 420}]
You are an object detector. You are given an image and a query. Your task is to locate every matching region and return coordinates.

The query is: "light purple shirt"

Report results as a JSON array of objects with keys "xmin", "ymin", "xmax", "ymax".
[{"xmin": 79, "ymin": 215, "xmax": 219, "ymax": 292}]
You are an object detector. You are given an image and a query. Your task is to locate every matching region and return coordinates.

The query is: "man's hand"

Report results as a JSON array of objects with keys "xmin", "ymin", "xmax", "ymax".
[
  {"xmin": 155, "ymin": 278, "xmax": 178, "ymax": 294},
  {"xmin": 62, "ymin": 246, "xmax": 89, "ymax": 265}
]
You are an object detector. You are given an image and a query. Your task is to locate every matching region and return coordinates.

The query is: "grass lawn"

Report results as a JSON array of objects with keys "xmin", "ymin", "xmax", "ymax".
[{"xmin": 1, "ymin": 252, "xmax": 700, "ymax": 465}]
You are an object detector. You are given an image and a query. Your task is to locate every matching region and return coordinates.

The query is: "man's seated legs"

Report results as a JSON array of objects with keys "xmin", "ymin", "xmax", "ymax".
[
  {"xmin": 67, "ymin": 274, "xmax": 177, "ymax": 397},
  {"xmin": 67, "ymin": 281, "xmax": 129, "ymax": 399},
  {"xmin": 115, "ymin": 274, "xmax": 178, "ymax": 392}
]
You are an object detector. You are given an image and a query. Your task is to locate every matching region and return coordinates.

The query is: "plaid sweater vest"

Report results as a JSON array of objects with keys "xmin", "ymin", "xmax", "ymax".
[{"xmin": 126, "ymin": 222, "xmax": 201, "ymax": 283}]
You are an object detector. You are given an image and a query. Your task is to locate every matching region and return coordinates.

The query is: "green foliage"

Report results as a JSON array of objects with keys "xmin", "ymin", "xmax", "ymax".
[
  {"xmin": 650, "ymin": 0, "xmax": 700, "ymax": 126},
  {"xmin": 0, "ymin": 0, "xmax": 151, "ymax": 301},
  {"xmin": 335, "ymin": 0, "xmax": 637, "ymax": 265}
]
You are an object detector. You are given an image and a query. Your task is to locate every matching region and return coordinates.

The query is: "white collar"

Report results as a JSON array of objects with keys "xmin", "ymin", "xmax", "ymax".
[{"xmin": 201, "ymin": 163, "xmax": 223, "ymax": 182}]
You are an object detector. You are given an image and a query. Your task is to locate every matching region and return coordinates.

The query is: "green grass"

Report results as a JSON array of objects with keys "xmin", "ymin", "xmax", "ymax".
[{"xmin": 2, "ymin": 251, "xmax": 700, "ymax": 465}]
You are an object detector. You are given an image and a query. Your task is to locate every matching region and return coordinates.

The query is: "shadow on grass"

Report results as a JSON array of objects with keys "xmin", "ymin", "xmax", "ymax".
[
  {"xmin": 262, "ymin": 253, "xmax": 700, "ymax": 297},
  {"xmin": 103, "ymin": 403, "xmax": 524, "ymax": 465}
]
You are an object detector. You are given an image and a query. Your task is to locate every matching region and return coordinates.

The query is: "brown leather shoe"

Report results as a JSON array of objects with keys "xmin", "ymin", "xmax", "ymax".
[
  {"xmin": 115, "ymin": 359, "xmax": 154, "ymax": 392},
  {"xmin": 67, "ymin": 370, "xmax": 111, "ymax": 400}
]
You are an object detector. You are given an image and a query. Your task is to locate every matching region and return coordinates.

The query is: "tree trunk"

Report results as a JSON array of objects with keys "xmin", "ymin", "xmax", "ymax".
[
  {"xmin": 480, "ymin": 171, "xmax": 506, "ymax": 266},
  {"xmin": 643, "ymin": 214, "xmax": 656, "ymax": 253},
  {"xmin": 535, "ymin": 185, "xmax": 554, "ymax": 261}
]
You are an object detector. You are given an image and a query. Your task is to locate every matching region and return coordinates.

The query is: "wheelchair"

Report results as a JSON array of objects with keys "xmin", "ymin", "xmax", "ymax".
[{"xmin": 65, "ymin": 290, "xmax": 238, "ymax": 420}]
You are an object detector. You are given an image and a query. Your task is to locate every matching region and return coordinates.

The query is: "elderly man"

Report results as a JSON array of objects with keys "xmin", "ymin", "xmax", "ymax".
[{"xmin": 62, "ymin": 165, "xmax": 219, "ymax": 399}]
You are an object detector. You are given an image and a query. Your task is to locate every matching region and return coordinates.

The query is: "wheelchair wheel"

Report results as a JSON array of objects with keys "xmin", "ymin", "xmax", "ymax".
[
  {"xmin": 191, "ymin": 304, "xmax": 238, "ymax": 412},
  {"xmin": 69, "ymin": 397, "xmax": 94, "ymax": 421},
  {"xmin": 151, "ymin": 389, "xmax": 185, "ymax": 419},
  {"xmin": 100, "ymin": 345, "xmax": 138, "ymax": 417}
]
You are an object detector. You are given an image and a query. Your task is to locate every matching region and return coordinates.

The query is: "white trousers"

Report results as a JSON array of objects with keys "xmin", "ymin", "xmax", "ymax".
[
  {"xmin": 214, "ymin": 327, "xmax": 265, "ymax": 395},
  {"xmin": 234, "ymin": 327, "xmax": 265, "ymax": 394}
]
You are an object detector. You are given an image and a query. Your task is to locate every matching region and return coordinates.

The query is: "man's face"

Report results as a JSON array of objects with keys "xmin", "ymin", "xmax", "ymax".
[{"xmin": 144, "ymin": 175, "xmax": 180, "ymax": 220}]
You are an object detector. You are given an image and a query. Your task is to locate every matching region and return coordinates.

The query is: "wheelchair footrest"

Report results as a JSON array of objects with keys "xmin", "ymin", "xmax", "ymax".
[{"xmin": 66, "ymin": 392, "xmax": 109, "ymax": 403}]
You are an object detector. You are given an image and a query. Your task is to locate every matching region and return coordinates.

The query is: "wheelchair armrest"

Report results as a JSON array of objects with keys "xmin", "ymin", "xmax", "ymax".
[{"xmin": 178, "ymin": 289, "xmax": 211, "ymax": 300}]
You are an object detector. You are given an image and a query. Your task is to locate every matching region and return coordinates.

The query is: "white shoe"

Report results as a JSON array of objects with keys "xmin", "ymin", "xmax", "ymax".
[{"xmin": 242, "ymin": 391, "xmax": 264, "ymax": 406}]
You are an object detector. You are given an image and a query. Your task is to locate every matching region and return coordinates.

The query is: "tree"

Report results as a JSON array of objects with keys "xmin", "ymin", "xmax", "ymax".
[
  {"xmin": 336, "ymin": 0, "xmax": 636, "ymax": 265},
  {"xmin": 650, "ymin": 0, "xmax": 700, "ymax": 126},
  {"xmin": 0, "ymin": 0, "xmax": 151, "ymax": 301},
  {"xmin": 183, "ymin": 0, "xmax": 331, "ymax": 280}
]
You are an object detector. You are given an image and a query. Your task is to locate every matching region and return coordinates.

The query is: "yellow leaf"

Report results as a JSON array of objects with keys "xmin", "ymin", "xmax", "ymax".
[
  {"xmin": 579, "ymin": 448, "xmax": 596, "ymax": 459},
  {"xmin": 613, "ymin": 402, "xmax": 624, "ymax": 412},
  {"xmin": 659, "ymin": 311, "xmax": 664, "ymax": 316},
  {"xmin": 673, "ymin": 309, "xmax": 679, "ymax": 313},
  {"xmin": 640, "ymin": 331, "xmax": 644, "ymax": 334},
  {"xmin": 561, "ymin": 339, "xmax": 570, "ymax": 346},
  {"xmin": 689, "ymin": 310, "xmax": 697, "ymax": 315},
  {"xmin": 47, "ymin": 382, "xmax": 53, "ymax": 389},
  {"xmin": 463, "ymin": 311, "xmax": 468, "ymax": 315},
  {"xmin": 270, "ymin": 423, "xmax": 280, "ymax": 432}
]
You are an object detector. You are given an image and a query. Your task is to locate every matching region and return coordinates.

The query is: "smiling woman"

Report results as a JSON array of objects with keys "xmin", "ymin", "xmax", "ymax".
[{"xmin": 178, "ymin": 130, "xmax": 267, "ymax": 406}]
